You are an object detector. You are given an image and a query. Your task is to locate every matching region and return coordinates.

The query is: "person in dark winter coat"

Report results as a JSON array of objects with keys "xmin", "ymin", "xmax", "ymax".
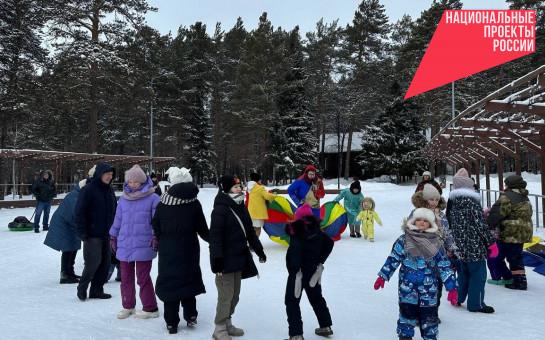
[
  {"xmin": 446, "ymin": 168, "xmax": 497, "ymax": 313},
  {"xmin": 75, "ymin": 162, "xmax": 117, "ymax": 301},
  {"xmin": 44, "ymin": 166, "xmax": 96, "ymax": 284},
  {"xmin": 31, "ymin": 170, "xmax": 57, "ymax": 232},
  {"xmin": 150, "ymin": 173, "xmax": 162, "ymax": 196},
  {"xmin": 210, "ymin": 175, "xmax": 267, "ymax": 340},
  {"xmin": 152, "ymin": 167, "xmax": 210, "ymax": 335},
  {"xmin": 110, "ymin": 165, "xmax": 160, "ymax": 320},
  {"xmin": 487, "ymin": 175, "xmax": 533, "ymax": 290},
  {"xmin": 375, "ymin": 208, "xmax": 458, "ymax": 340},
  {"xmin": 415, "ymin": 171, "xmax": 442, "ymax": 194},
  {"xmin": 284, "ymin": 204, "xmax": 334, "ymax": 340}
]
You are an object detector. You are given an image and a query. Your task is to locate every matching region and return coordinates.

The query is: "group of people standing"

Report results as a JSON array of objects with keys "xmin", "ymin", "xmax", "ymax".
[
  {"xmin": 40, "ymin": 164, "xmax": 533, "ymax": 340},
  {"xmin": 369, "ymin": 169, "xmax": 533, "ymax": 340}
]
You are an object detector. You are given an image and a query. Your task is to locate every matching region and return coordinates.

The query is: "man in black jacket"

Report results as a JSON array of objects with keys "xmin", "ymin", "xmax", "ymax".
[
  {"xmin": 210, "ymin": 175, "xmax": 266, "ymax": 340},
  {"xmin": 31, "ymin": 170, "xmax": 56, "ymax": 233},
  {"xmin": 75, "ymin": 162, "xmax": 116, "ymax": 301}
]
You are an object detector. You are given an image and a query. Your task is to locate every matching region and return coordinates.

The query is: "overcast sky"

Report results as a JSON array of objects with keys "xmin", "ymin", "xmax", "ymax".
[{"xmin": 145, "ymin": 0, "xmax": 510, "ymax": 35}]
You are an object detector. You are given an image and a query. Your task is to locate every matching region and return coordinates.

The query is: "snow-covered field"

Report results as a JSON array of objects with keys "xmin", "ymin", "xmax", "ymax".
[{"xmin": 1, "ymin": 181, "xmax": 544, "ymax": 340}]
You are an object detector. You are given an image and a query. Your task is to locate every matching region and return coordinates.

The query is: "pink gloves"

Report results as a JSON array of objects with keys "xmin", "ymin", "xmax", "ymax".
[
  {"xmin": 447, "ymin": 289, "xmax": 459, "ymax": 306},
  {"xmin": 488, "ymin": 243, "xmax": 499, "ymax": 258},
  {"xmin": 374, "ymin": 277, "xmax": 385, "ymax": 290}
]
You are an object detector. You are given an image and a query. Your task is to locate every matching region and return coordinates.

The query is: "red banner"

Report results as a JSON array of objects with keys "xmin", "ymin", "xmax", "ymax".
[{"xmin": 404, "ymin": 10, "xmax": 536, "ymax": 99}]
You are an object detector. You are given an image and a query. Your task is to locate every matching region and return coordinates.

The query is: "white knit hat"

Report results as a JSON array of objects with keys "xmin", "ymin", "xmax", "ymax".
[
  {"xmin": 422, "ymin": 184, "xmax": 441, "ymax": 200},
  {"xmin": 166, "ymin": 167, "xmax": 192, "ymax": 185},
  {"xmin": 422, "ymin": 171, "xmax": 432, "ymax": 177},
  {"xmin": 407, "ymin": 208, "xmax": 438, "ymax": 233}
]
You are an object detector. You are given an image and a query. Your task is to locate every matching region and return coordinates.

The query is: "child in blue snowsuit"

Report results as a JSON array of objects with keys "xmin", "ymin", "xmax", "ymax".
[{"xmin": 374, "ymin": 208, "xmax": 458, "ymax": 340}]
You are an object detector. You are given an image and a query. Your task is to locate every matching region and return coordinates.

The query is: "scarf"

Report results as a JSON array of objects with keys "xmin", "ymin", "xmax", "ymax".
[
  {"xmin": 229, "ymin": 192, "xmax": 245, "ymax": 204},
  {"xmin": 404, "ymin": 228, "xmax": 443, "ymax": 260},
  {"xmin": 123, "ymin": 186, "xmax": 155, "ymax": 201}
]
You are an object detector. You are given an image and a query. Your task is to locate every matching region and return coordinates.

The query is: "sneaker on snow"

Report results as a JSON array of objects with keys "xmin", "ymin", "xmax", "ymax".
[
  {"xmin": 117, "ymin": 308, "xmax": 135, "ymax": 319},
  {"xmin": 187, "ymin": 316, "xmax": 198, "ymax": 327},
  {"xmin": 167, "ymin": 325, "xmax": 178, "ymax": 334},
  {"xmin": 315, "ymin": 326, "xmax": 333, "ymax": 337},
  {"xmin": 135, "ymin": 309, "xmax": 160, "ymax": 319},
  {"xmin": 89, "ymin": 292, "xmax": 112, "ymax": 299}
]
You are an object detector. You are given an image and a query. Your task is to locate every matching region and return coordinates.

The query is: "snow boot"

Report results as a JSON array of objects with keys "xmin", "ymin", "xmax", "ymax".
[
  {"xmin": 77, "ymin": 289, "xmax": 87, "ymax": 301},
  {"xmin": 42, "ymin": 225, "xmax": 49, "ymax": 231},
  {"xmin": 350, "ymin": 233, "xmax": 356, "ymax": 238},
  {"xmin": 60, "ymin": 272, "xmax": 79, "ymax": 284},
  {"xmin": 505, "ymin": 275, "xmax": 527, "ymax": 290},
  {"xmin": 471, "ymin": 305, "xmax": 495, "ymax": 314},
  {"xmin": 315, "ymin": 326, "xmax": 333, "ymax": 337},
  {"xmin": 355, "ymin": 232, "xmax": 362, "ymax": 238},
  {"xmin": 135, "ymin": 309, "xmax": 160, "ymax": 319},
  {"xmin": 212, "ymin": 323, "xmax": 232, "ymax": 340},
  {"xmin": 399, "ymin": 337, "xmax": 412, "ymax": 340},
  {"xmin": 117, "ymin": 308, "xmax": 135, "ymax": 319},
  {"xmin": 34, "ymin": 228, "xmax": 40, "ymax": 233},
  {"xmin": 167, "ymin": 325, "xmax": 178, "ymax": 334},
  {"xmin": 187, "ymin": 316, "xmax": 197, "ymax": 327},
  {"xmin": 89, "ymin": 292, "xmax": 112, "ymax": 299},
  {"xmin": 289, "ymin": 336, "xmax": 304, "ymax": 340},
  {"xmin": 226, "ymin": 318, "xmax": 244, "ymax": 336}
]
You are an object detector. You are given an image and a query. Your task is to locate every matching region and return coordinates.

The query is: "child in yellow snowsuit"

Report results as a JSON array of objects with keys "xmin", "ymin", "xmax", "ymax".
[{"xmin": 356, "ymin": 197, "xmax": 382, "ymax": 241}]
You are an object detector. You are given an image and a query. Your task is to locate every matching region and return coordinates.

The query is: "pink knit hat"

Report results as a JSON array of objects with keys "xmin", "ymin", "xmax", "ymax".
[
  {"xmin": 294, "ymin": 204, "xmax": 314, "ymax": 220},
  {"xmin": 452, "ymin": 168, "xmax": 474, "ymax": 189},
  {"xmin": 125, "ymin": 164, "xmax": 147, "ymax": 184}
]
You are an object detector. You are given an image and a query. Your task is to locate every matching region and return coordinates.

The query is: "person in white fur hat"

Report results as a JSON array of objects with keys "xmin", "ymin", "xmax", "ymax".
[
  {"xmin": 374, "ymin": 208, "xmax": 458, "ymax": 340},
  {"xmin": 152, "ymin": 166, "xmax": 210, "ymax": 334},
  {"xmin": 446, "ymin": 168, "xmax": 497, "ymax": 314}
]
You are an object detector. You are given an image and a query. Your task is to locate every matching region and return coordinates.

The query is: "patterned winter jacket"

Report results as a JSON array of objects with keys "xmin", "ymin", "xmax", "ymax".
[
  {"xmin": 446, "ymin": 188, "xmax": 494, "ymax": 261},
  {"xmin": 487, "ymin": 189, "xmax": 533, "ymax": 244},
  {"xmin": 378, "ymin": 233, "xmax": 456, "ymax": 306}
]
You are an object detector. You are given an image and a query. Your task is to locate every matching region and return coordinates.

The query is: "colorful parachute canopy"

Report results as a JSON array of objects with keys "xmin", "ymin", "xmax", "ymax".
[
  {"xmin": 320, "ymin": 201, "xmax": 348, "ymax": 241},
  {"xmin": 263, "ymin": 196, "xmax": 296, "ymax": 246}
]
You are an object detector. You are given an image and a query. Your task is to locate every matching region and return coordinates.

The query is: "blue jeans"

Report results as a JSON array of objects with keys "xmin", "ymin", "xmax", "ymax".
[{"xmin": 34, "ymin": 201, "xmax": 51, "ymax": 230}]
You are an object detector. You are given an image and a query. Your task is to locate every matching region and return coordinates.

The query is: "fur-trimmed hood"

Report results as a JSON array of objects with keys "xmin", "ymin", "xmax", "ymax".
[
  {"xmin": 362, "ymin": 196, "xmax": 375, "ymax": 210},
  {"xmin": 411, "ymin": 191, "xmax": 446, "ymax": 211},
  {"xmin": 402, "ymin": 208, "xmax": 439, "ymax": 234},
  {"xmin": 448, "ymin": 188, "xmax": 481, "ymax": 202}
]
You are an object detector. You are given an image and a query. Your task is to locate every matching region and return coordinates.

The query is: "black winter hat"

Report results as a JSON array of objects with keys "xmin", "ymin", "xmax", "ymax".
[
  {"xmin": 250, "ymin": 172, "xmax": 261, "ymax": 182},
  {"xmin": 219, "ymin": 175, "xmax": 240, "ymax": 193},
  {"xmin": 350, "ymin": 181, "xmax": 361, "ymax": 193},
  {"xmin": 505, "ymin": 175, "xmax": 527, "ymax": 189}
]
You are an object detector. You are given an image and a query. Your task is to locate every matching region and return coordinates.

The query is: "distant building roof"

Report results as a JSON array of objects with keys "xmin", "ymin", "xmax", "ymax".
[{"xmin": 319, "ymin": 132, "xmax": 364, "ymax": 153}]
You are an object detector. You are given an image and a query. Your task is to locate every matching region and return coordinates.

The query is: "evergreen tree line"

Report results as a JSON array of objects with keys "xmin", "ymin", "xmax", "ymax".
[{"xmin": 1, "ymin": 0, "xmax": 544, "ymax": 185}]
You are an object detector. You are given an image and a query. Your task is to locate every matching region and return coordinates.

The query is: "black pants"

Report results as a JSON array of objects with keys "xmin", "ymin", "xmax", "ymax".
[
  {"xmin": 285, "ymin": 273, "xmax": 332, "ymax": 336},
  {"xmin": 163, "ymin": 297, "xmax": 198, "ymax": 327},
  {"xmin": 497, "ymin": 242, "xmax": 525, "ymax": 278},
  {"xmin": 61, "ymin": 251, "xmax": 78, "ymax": 275},
  {"xmin": 78, "ymin": 238, "xmax": 111, "ymax": 295}
]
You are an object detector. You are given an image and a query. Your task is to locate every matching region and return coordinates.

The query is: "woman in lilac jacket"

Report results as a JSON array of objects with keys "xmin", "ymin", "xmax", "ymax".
[{"xmin": 110, "ymin": 165, "xmax": 160, "ymax": 320}]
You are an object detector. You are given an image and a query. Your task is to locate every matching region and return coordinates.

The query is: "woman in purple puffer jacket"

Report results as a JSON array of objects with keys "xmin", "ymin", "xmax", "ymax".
[{"xmin": 110, "ymin": 164, "xmax": 160, "ymax": 320}]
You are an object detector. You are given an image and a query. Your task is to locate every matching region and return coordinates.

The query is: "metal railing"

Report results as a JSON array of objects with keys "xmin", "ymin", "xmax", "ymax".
[{"xmin": 479, "ymin": 188, "xmax": 544, "ymax": 229}]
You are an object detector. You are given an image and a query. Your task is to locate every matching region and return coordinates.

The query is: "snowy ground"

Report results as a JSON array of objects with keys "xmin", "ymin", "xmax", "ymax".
[{"xmin": 1, "ymin": 181, "xmax": 544, "ymax": 340}]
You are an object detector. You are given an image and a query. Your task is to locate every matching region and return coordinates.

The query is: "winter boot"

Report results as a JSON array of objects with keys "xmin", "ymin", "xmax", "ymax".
[
  {"xmin": 60, "ymin": 272, "xmax": 79, "ymax": 284},
  {"xmin": 167, "ymin": 325, "xmax": 178, "ymax": 334},
  {"xmin": 350, "ymin": 233, "xmax": 356, "ymax": 238},
  {"xmin": 117, "ymin": 308, "xmax": 135, "ymax": 319},
  {"xmin": 34, "ymin": 228, "xmax": 40, "ymax": 233},
  {"xmin": 369, "ymin": 238, "xmax": 375, "ymax": 242},
  {"xmin": 135, "ymin": 309, "xmax": 160, "ymax": 319},
  {"xmin": 226, "ymin": 318, "xmax": 244, "ymax": 336},
  {"xmin": 315, "ymin": 326, "xmax": 333, "ymax": 337},
  {"xmin": 212, "ymin": 323, "xmax": 232, "ymax": 340},
  {"xmin": 471, "ymin": 305, "xmax": 495, "ymax": 314},
  {"xmin": 505, "ymin": 275, "xmax": 527, "ymax": 290},
  {"xmin": 77, "ymin": 289, "xmax": 87, "ymax": 301},
  {"xmin": 187, "ymin": 316, "xmax": 198, "ymax": 327},
  {"xmin": 89, "ymin": 292, "xmax": 112, "ymax": 299},
  {"xmin": 399, "ymin": 337, "xmax": 412, "ymax": 340},
  {"xmin": 289, "ymin": 336, "xmax": 304, "ymax": 340},
  {"xmin": 355, "ymin": 232, "xmax": 362, "ymax": 238},
  {"xmin": 42, "ymin": 225, "xmax": 49, "ymax": 231}
]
